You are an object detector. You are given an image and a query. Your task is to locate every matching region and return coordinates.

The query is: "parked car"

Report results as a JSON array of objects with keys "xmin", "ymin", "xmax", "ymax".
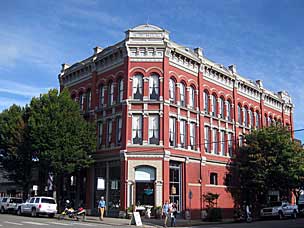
[
  {"xmin": 260, "ymin": 201, "xmax": 298, "ymax": 219},
  {"xmin": 0, "ymin": 197, "xmax": 23, "ymax": 214},
  {"xmin": 17, "ymin": 196, "xmax": 57, "ymax": 217},
  {"xmin": 297, "ymin": 194, "xmax": 304, "ymax": 215}
]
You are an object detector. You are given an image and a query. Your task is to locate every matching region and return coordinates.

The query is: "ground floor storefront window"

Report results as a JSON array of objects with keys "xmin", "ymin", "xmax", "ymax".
[
  {"xmin": 170, "ymin": 161, "xmax": 182, "ymax": 212},
  {"xmin": 94, "ymin": 160, "xmax": 120, "ymax": 217}
]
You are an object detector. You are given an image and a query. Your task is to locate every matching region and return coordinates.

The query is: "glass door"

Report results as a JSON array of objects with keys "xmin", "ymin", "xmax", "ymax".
[{"xmin": 169, "ymin": 161, "xmax": 182, "ymax": 212}]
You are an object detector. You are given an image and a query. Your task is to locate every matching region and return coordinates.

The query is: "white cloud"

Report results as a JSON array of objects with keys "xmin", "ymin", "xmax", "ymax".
[{"xmin": 0, "ymin": 79, "xmax": 51, "ymax": 97}]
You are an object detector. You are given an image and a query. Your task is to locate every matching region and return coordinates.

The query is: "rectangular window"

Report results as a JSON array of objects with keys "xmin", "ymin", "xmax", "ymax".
[
  {"xmin": 190, "ymin": 122, "xmax": 196, "ymax": 150},
  {"xmin": 132, "ymin": 115, "xmax": 143, "ymax": 144},
  {"xmin": 213, "ymin": 129, "xmax": 218, "ymax": 154},
  {"xmin": 180, "ymin": 84, "xmax": 185, "ymax": 107},
  {"xmin": 149, "ymin": 75, "xmax": 159, "ymax": 100},
  {"xmin": 210, "ymin": 173, "xmax": 218, "ymax": 185},
  {"xmin": 228, "ymin": 133, "xmax": 233, "ymax": 157},
  {"xmin": 227, "ymin": 102, "xmax": 231, "ymax": 121},
  {"xmin": 169, "ymin": 117, "xmax": 176, "ymax": 146},
  {"xmin": 239, "ymin": 135, "xmax": 244, "ymax": 147},
  {"xmin": 180, "ymin": 120, "xmax": 186, "ymax": 148},
  {"xmin": 107, "ymin": 119, "xmax": 112, "ymax": 146},
  {"xmin": 220, "ymin": 131, "xmax": 225, "ymax": 156},
  {"xmin": 116, "ymin": 117, "xmax": 122, "ymax": 145},
  {"xmin": 108, "ymin": 83, "xmax": 114, "ymax": 106},
  {"xmin": 133, "ymin": 75, "xmax": 143, "ymax": 100},
  {"xmin": 204, "ymin": 126, "xmax": 210, "ymax": 153},
  {"xmin": 189, "ymin": 87, "xmax": 195, "ymax": 108},
  {"xmin": 98, "ymin": 122, "xmax": 103, "ymax": 147},
  {"xmin": 149, "ymin": 115, "xmax": 159, "ymax": 145}
]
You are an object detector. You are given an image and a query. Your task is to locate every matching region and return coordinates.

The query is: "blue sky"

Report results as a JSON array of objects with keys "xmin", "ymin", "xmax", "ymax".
[{"xmin": 0, "ymin": 0, "xmax": 303, "ymax": 141}]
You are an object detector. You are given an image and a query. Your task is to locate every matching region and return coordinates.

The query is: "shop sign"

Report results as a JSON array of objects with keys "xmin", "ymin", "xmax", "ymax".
[
  {"xmin": 144, "ymin": 188, "xmax": 153, "ymax": 196},
  {"xmin": 97, "ymin": 177, "xmax": 105, "ymax": 190}
]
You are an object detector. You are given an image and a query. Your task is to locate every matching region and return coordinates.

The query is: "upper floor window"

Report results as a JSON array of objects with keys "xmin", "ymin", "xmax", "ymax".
[
  {"xmin": 238, "ymin": 135, "xmax": 244, "ymax": 147},
  {"xmin": 238, "ymin": 104, "xmax": 242, "ymax": 124},
  {"xmin": 180, "ymin": 83, "xmax": 186, "ymax": 107},
  {"xmin": 189, "ymin": 122, "xmax": 196, "ymax": 150},
  {"xmin": 118, "ymin": 79, "xmax": 124, "ymax": 103},
  {"xmin": 204, "ymin": 126, "xmax": 210, "ymax": 153},
  {"xmin": 264, "ymin": 115, "xmax": 267, "ymax": 126},
  {"xmin": 211, "ymin": 95, "xmax": 217, "ymax": 117},
  {"xmin": 99, "ymin": 85, "xmax": 104, "ymax": 108},
  {"xmin": 219, "ymin": 97, "xmax": 224, "ymax": 118},
  {"xmin": 79, "ymin": 93, "xmax": 84, "ymax": 111},
  {"xmin": 255, "ymin": 112, "xmax": 259, "ymax": 128},
  {"xmin": 213, "ymin": 128, "xmax": 218, "ymax": 154},
  {"xmin": 180, "ymin": 120, "xmax": 186, "ymax": 148},
  {"xmin": 189, "ymin": 86, "xmax": 195, "ymax": 109},
  {"xmin": 132, "ymin": 115, "xmax": 143, "ymax": 144},
  {"xmin": 133, "ymin": 74, "xmax": 143, "ymax": 100},
  {"xmin": 86, "ymin": 90, "xmax": 91, "ymax": 111},
  {"xmin": 169, "ymin": 117, "xmax": 176, "ymax": 146},
  {"xmin": 227, "ymin": 100, "xmax": 232, "ymax": 121},
  {"xmin": 98, "ymin": 122, "xmax": 103, "ymax": 148},
  {"xmin": 203, "ymin": 91, "xmax": 209, "ymax": 114},
  {"xmin": 149, "ymin": 74, "xmax": 159, "ymax": 100},
  {"xmin": 108, "ymin": 82, "xmax": 114, "ymax": 106},
  {"xmin": 228, "ymin": 133, "xmax": 233, "ymax": 156},
  {"xmin": 210, "ymin": 172, "xmax": 218, "ymax": 185},
  {"xmin": 244, "ymin": 107, "xmax": 249, "ymax": 127},
  {"xmin": 249, "ymin": 109, "xmax": 254, "ymax": 127},
  {"xmin": 268, "ymin": 116, "xmax": 272, "ymax": 126},
  {"xmin": 169, "ymin": 78, "xmax": 176, "ymax": 104},
  {"xmin": 149, "ymin": 115, "xmax": 159, "ymax": 145},
  {"xmin": 220, "ymin": 131, "xmax": 225, "ymax": 156},
  {"xmin": 116, "ymin": 116, "xmax": 122, "ymax": 145},
  {"xmin": 107, "ymin": 119, "xmax": 112, "ymax": 146}
]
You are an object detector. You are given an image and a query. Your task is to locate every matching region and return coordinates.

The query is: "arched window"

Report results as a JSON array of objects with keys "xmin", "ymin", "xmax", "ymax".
[
  {"xmin": 180, "ymin": 83, "xmax": 186, "ymax": 107},
  {"xmin": 79, "ymin": 93, "xmax": 84, "ymax": 111},
  {"xmin": 149, "ymin": 74, "xmax": 159, "ymax": 100},
  {"xmin": 189, "ymin": 86, "xmax": 195, "ymax": 109},
  {"xmin": 237, "ymin": 104, "xmax": 242, "ymax": 124},
  {"xmin": 169, "ymin": 78, "xmax": 176, "ymax": 103},
  {"xmin": 99, "ymin": 85, "xmax": 104, "ymax": 108},
  {"xmin": 86, "ymin": 89, "xmax": 91, "ymax": 111},
  {"xmin": 133, "ymin": 74, "xmax": 143, "ymax": 100},
  {"xmin": 108, "ymin": 82, "xmax": 114, "ymax": 106},
  {"xmin": 268, "ymin": 116, "xmax": 272, "ymax": 126},
  {"xmin": 244, "ymin": 107, "xmax": 249, "ymax": 127},
  {"xmin": 255, "ymin": 112, "xmax": 259, "ymax": 128},
  {"xmin": 227, "ymin": 100, "xmax": 232, "ymax": 121},
  {"xmin": 219, "ymin": 97, "xmax": 224, "ymax": 118},
  {"xmin": 249, "ymin": 109, "xmax": 254, "ymax": 127},
  {"xmin": 211, "ymin": 94, "xmax": 217, "ymax": 117},
  {"xmin": 118, "ymin": 78, "xmax": 124, "ymax": 103},
  {"xmin": 203, "ymin": 91, "xmax": 209, "ymax": 114},
  {"xmin": 264, "ymin": 114, "xmax": 267, "ymax": 126}
]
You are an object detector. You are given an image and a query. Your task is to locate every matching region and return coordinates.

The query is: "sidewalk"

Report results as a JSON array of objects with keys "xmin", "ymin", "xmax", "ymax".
[{"xmin": 82, "ymin": 215, "xmax": 234, "ymax": 227}]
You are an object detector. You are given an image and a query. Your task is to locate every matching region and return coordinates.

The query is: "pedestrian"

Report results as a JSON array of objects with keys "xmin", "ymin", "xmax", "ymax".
[
  {"xmin": 98, "ymin": 196, "xmax": 106, "ymax": 221},
  {"xmin": 170, "ymin": 203, "xmax": 177, "ymax": 227},
  {"xmin": 162, "ymin": 200, "xmax": 170, "ymax": 227}
]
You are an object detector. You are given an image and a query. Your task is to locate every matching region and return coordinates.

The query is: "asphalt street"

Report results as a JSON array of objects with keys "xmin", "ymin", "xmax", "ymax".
[
  {"xmin": 0, "ymin": 214, "xmax": 119, "ymax": 228},
  {"xmin": 0, "ymin": 213, "xmax": 304, "ymax": 228}
]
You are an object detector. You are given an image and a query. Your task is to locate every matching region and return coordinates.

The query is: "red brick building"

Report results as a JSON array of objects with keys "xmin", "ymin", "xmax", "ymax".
[{"xmin": 58, "ymin": 24, "xmax": 294, "ymax": 218}]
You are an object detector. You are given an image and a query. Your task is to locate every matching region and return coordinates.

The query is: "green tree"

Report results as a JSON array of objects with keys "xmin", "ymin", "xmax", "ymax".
[
  {"xmin": 227, "ymin": 126, "xmax": 304, "ymax": 215},
  {"xmin": 0, "ymin": 105, "xmax": 33, "ymax": 197},
  {"xmin": 28, "ymin": 88, "xmax": 96, "ymax": 204}
]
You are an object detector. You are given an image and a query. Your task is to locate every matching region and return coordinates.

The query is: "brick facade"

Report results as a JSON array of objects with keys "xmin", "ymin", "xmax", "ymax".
[{"xmin": 58, "ymin": 24, "xmax": 294, "ymax": 218}]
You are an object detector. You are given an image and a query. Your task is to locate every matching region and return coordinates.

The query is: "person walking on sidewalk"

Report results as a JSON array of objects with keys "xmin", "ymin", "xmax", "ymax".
[
  {"xmin": 162, "ymin": 200, "xmax": 172, "ymax": 227},
  {"xmin": 170, "ymin": 203, "xmax": 177, "ymax": 227},
  {"xmin": 98, "ymin": 196, "xmax": 106, "ymax": 221}
]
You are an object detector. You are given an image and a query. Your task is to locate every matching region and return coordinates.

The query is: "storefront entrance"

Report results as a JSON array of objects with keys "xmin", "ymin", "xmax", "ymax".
[{"xmin": 135, "ymin": 166, "xmax": 156, "ymax": 206}]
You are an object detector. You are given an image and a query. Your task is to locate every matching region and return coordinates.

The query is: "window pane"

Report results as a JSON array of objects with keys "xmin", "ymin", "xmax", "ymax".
[{"xmin": 149, "ymin": 75, "xmax": 159, "ymax": 100}]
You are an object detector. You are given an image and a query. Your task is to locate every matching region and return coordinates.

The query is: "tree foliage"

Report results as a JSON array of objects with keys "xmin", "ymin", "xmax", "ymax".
[
  {"xmin": 0, "ymin": 105, "xmax": 33, "ymax": 194},
  {"xmin": 28, "ymin": 88, "xmax": 95, "ymax": 176},
  {"xmin": 0, "ymin": 88, "xmax": 96, "ymax": 197},
  {"xmin": 227, "ymin": 126, "xmax": 304, "ymax": 214}
]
